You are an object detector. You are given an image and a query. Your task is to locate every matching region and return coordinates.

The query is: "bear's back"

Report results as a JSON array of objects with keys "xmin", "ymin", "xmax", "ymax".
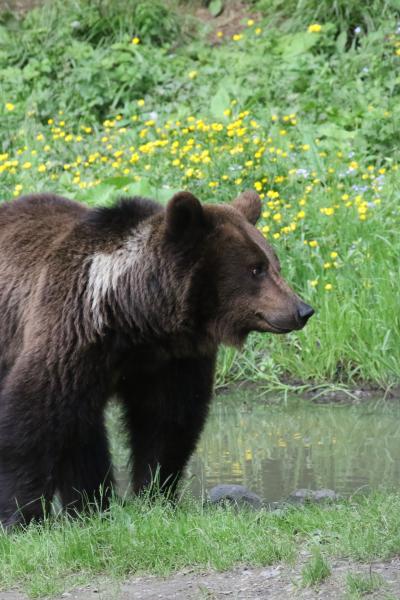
[
  {"xmin": 0, "ymin": 194, "xmax": 87, "ymax": 257},
  {"xmin": 0, "ymin": 193, "xmax": 87, "ymax": 287}
]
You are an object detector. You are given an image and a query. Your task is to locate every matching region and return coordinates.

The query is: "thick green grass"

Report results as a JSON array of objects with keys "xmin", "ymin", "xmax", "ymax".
[{"xmin": 1, "ymin": 492, "xmax": 400, "ymax": 598}]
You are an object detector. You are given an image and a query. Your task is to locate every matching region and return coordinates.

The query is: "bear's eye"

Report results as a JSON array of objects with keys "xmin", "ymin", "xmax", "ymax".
[{"xmin": 251, "ymin": 264, "xmax": 267, "ymax": 278}]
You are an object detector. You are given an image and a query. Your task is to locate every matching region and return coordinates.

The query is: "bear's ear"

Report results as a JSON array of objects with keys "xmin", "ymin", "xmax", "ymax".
[
  {"xmin": 165, "ymin": 191, "xmax": 205, "ymax": 242},
  {"xmin": 233, "ymin": 190, "xmax": 261, "ymax": 225}
]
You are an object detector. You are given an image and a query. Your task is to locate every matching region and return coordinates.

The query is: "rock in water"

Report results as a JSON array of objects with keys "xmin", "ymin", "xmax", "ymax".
[
  {"xmin": 288, "ymin": 488, "xmax": 341, "ymax": 504},
  {"xmin": 209, "ymin": 484, "xmax": 263, "ymax": 509}
]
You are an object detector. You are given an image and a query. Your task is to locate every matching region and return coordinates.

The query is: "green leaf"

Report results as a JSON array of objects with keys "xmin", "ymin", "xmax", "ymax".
[
  {"xmin": 336, "ymin": 30, "xmax": 347, "ymax": 53},
  {"xmin": 209, "ymin": 0, "xmax": 223, "ymax": 18},
  {"xmin": 317, "ymin": 123, "xmax": 355, "ymax": 141},
  {"xmin": 75, "ymin": 184, "xmax": 115, "ymax": 206},
  {"xmin": 276, "ymin": 32, "xmax": 319, "ymax": 59},
  {"xmin": 101, "ymin": 176, "xmax": 136, "ymax": 189},
  {"xmin": 210, "ymin": 86, "xmax": 230, "ymax": 119}
]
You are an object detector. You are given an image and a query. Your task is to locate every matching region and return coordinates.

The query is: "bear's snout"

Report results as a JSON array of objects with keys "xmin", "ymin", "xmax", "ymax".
[
  {"xmin": 296, "ymin": 301, "xmax": 314, "ymax": 327},
  {"xmin": 253, "ymin": 296, "xmax": 314, "ymax": 335}
]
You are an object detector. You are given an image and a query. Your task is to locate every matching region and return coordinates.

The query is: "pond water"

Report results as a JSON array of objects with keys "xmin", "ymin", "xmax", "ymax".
[{"xmin": 109, "ymin": 391, "xmax": 400, "ymax": 503}]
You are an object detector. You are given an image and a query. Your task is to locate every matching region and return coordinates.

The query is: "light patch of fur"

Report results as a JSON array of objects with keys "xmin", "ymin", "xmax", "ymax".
[{"xmin": 86, "ymin": 228, "xmax": 148, "ymax": 331}]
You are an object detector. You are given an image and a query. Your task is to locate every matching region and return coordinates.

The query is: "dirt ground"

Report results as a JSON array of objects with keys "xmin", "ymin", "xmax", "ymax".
[{"xmin": 3, "ymin": 557, "xmax": 400, "ymax": 600}]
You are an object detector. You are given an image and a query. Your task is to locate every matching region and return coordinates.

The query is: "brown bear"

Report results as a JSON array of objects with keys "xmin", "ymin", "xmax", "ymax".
[{"xmin": 0, "ymin": 190, "xmax": 313, "ymax": 527}]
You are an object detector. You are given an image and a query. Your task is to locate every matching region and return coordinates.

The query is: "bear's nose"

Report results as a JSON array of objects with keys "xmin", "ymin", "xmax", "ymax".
[{"xmin": 297, "ymin": 302, "xmax": 314, "ymax": 324}]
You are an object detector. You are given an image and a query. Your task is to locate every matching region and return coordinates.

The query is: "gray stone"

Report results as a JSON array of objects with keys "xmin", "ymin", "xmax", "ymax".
[
  {"xmin": 313, "ymin": 488, "xmax": 341, "ymax": 502},
  {"xmin": 209, "ymin": 484, "xmax": 263, "ymax": 509},
  {"xmin": 288, "ymin": 488, "xmax": 341, "ymax": 504}
]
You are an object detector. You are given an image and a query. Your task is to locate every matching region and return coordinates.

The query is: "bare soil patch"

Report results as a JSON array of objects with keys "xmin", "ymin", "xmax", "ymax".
[
  {"xmin": 3, "ymin": 557, "xmax": 400, "ymax": 599},
  {"xmin": 195, "ymin": 0, "xmax": 260, "ymax": 43}
]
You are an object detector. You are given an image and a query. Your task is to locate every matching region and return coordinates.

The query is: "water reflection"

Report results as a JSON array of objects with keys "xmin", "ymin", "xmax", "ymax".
[
  {"xmin": 188, "ymin": 393, "xmax": 400, "ymax": 501},
  {"xmin": 108, "ymin": 392, "xmax": 400, "ymax": 503}
]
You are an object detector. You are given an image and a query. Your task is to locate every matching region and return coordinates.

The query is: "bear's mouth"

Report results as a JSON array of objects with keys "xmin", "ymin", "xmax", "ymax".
[{"xmin": 254, "ymin": 312, "xmax": 293, "ymax": 334}]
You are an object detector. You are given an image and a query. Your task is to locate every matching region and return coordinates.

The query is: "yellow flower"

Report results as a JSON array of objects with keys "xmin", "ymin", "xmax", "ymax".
[
  {"xmin": 308, "ymin": 23, "xmax": 322, "ymax": 33},
  {"xmin": 309, "ymin": 240, "xmax": 318, "ymax": 248},
  {"xmin": 396, "ymin": 48, "xmax": 400, "ymax": 56},
  {"xmin": 188, "ymin": 70, "xmax": 198, "ymax": 80},
  {"xmin": 254, "ymin": 181, "xmax": 262, "ymax": 192},
  {"xmin": 320, "ymin": 207, "xmax": 335, "ymax": 216},
  {"xmin": 137, "ymin": 99, "xmax": 145, "ymax": 107},
  {"xmin": 22, "ymin": 161, "xmax": 32, "ymax": 169},
  {"xmin": 330, "ymin": 251, "xmax": 338, "ymax": 259},
  {"xmin": 247, "ymin": 19, "xmax": 254, "ymax": 26},
  {"xmin": 131, "ymin": 37, "xmax": 140, "ymax": 45},
  {"xmin": 5, "ymin": 103, "xmax": 15, "ymax": 111},
  {"xmin": 325, "ymin": 283, "xmax": 333, "ymax": 291},
  {"xmin": 324, "ymin": 262, "xmax": 332, "ymax": 269},
  {"xmin": 232, "ymin": 34, "xmax": 243, "ymax": 41},
  {"xmin": 216, "ymin": 31, "xmax": 224, "ymax": 38},
  {"xmin": 37, "ymin": 164, "xmax": 46, "ymax": 173},
  {"xmin": 255, "ymin": 27, "xmax": 262, "ymax": 35},
  {"xmin": 310, "ymin": 279, "xmax": 318, "ymax": 287}
]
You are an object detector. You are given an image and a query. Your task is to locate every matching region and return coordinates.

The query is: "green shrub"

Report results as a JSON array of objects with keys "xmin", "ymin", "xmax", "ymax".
[{"xmin": 255, "ymin": 0, "xmax": 400, "ymax": 35}]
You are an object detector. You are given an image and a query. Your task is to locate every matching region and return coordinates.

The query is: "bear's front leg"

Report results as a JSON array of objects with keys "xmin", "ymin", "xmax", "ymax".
[
  {"xmin": 57, "ymin": 415, "xmax": 114, "ymax": 514},
  {"xmin": 120, "ymin": 354, "xmax": 216, "ymax": 498}
]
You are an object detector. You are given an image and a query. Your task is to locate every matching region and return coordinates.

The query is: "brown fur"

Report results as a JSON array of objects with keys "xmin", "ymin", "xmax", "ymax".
[{"xmin": 0, "ymin": 190, "xmax": 313, "ymax": 527}]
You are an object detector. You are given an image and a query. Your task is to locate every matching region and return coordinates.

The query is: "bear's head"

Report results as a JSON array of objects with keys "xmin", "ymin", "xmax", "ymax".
[{"xmin": 163, "ymin": 190, "xmax": 314, "ymax": 349}]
